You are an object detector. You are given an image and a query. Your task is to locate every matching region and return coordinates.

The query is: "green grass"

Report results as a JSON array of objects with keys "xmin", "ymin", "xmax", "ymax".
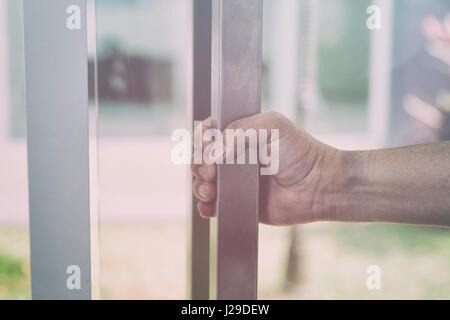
[
  {"xmin": 329, "ymin": 223, "xmax": 450, "ymax": 257},
  {"xmin": 0, "ymin": 227, "xmax": 31, "ymax": 300},
  {"xmin": 306, "ymin": 223, "xmax": 450, "ymax": 299},
  {"xmin": 0, "ymin": 223, "xmax": 449, "ymax": 299},
  {"xmin": 0, "ymin": 252, "xmax": 30, "ymax": 300}
]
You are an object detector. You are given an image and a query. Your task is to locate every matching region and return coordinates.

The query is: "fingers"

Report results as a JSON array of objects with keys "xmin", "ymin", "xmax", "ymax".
[
  {"xmin": 193, "ymin": 117, "xmax": 214, "ymax": 151},
  {"xmin": 191, "ymin": 112, "xmax": 290, "ymax": 219},
  {"xmin": 227, "ymin": 111, "xmax": 287, "ymax": 131},
  {"xmin": 191, "ymin": 116, "xmax": 218, "ymax": 193},
  {"xmin": 191, "ymin": 117, "xmax": 218, "ymax": 219},
  {"xmin": 212, "ymin": 111, "xmax": 286, "ymax": 164},
  {"xmin": 192, "ymin": 177, "xmax": 217, "ymax": 218},
  {"xmin": 192, "ymin": 177, "xmax": 216, "ymax": 203},
  {"xmin": 194, "ymin": 112, "xmax": 287, "ymax": 166},
  {"xmin": 197, "ymin": 201, "xmax": 216, "ymax": 218},
  {"xmin": 191, "ymin": 160, "xmax": 217, "ymax": 182}
]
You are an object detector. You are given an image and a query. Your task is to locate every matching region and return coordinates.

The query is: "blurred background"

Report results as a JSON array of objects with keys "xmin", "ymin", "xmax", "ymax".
[{"xmin": 0, "ymin": 0, "xmax": 449, "ymax": 299}]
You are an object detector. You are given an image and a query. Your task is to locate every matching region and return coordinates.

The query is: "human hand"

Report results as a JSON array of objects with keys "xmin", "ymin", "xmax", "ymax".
[{"xmin": 191, "ymin": 111, "xmax": 341, "ymax": 226}]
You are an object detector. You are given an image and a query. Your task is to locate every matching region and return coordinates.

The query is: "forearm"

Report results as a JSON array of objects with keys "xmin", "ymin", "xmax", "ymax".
[{"xmin": 321, "ymin": 142, "xmax": 450, "ymax": 227}]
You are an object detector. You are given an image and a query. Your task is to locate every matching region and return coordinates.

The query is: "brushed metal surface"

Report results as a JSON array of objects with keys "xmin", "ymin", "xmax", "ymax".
[
  {"xmin": 210, "ymin": 0, "xmax": 262, "ymax": 300},
  {"xmin": 24, "ymin": 0, "xmax": 96, "ymax": 299},
  {"xmin": 190, "ymin": 0, "xmax": 212, "ymax": 300}
]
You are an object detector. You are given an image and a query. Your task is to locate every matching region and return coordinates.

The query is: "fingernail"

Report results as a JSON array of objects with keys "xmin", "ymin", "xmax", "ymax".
[
  {"xmin": 198, "ymin": 166, "xmax": 208, "ymax": 180},
  {"xmin": 199, "ymin": 184, "xmax": 209, "ymax": 200}
]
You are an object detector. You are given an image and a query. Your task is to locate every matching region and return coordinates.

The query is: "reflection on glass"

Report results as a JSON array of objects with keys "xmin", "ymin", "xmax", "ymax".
[
  {"xmin": 0, "ymin": 0, "xmax": 448, "ymax": 300},
  {"xmin": 0, "ymin": 0, "xmax": 30, "ymax": 300}
]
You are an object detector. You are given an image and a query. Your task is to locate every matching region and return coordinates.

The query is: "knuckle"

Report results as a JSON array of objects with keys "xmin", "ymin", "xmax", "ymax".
[
  {"xmin": 228, "ymin": 119, "xmax": 244, "ymax": 131},
  {"xmin": 269, "ymin": 111, "xmax": 285, "ymax": 127}
]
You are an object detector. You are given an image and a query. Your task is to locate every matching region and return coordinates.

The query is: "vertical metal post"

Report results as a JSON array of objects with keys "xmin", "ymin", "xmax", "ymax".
[
  {"xmin": 368, "ymin": 0, "xmax": 393, "ymax": 148},
  {"xmin": 24, "ymin": 0, "xmax": 97, "ymax": 299},
  {"xmin": 0, "ymin": 0, "xmax": 10, "ymax": 144},
  {"xmin": 190, "ymin": 0, "xmax": 212, "ymax": 300},
  {"xmin": 210, "ymin": 0, "xmax": 262, "ymax": 300},
  {"xmin": 269, "ymin": 0, "xmax": 300, "ymax": 121}
]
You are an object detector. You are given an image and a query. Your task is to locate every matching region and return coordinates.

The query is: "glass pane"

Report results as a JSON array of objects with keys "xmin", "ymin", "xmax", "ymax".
[
  {"xmin": 95, "ymin": 0, "xmax": 189, "ymax": 299},
  {"xmin": 2, "ymin": 0, "xmax": 449, "ymax": 301},
  {"xmin": 258, "ymin": 0, "xmax": 450, "ymax": 300},
  {"xmin": 0, "ymin": 0, "xmax": 30, "ymax": 300}
]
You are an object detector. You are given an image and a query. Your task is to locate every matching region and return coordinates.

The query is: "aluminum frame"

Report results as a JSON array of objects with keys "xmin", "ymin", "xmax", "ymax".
[
  {"xmin": 210, "ymin": 0, "xmax": 263, "ymax": 300},
  {"xmin": 190, "ymin": 0, "xmax": 212, "ymax": 300},
  {"xmin": 24, "ymin": 0, "xmax": 98, "ymax": 300}
]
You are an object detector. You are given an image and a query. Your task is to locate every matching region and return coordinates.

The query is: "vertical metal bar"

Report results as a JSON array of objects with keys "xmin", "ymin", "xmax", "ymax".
[
  {"xmin": 210, "ymin": 0, "xmax": 262, "ymax": 300},
  {"xmin": 368, "ymin": 0, "xmax": 393, "ymax": 148},
  {"xmin": 190, "ymin": 0, "xmax": 212, "ymax": 300},
  {"xmin": 0, "ymin": 0, "xmax": 10, "ymax": 144},
  {"xmin": 24, "ymin": 0, "xmax": 96, "ymax": 299},
  {"xmin": 269, "ymin": 0, "xmax": 300, "ymax": 121},
  {"xmin": 87, "ymin": 0, "xmax": 100, "ymax": 300}
]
